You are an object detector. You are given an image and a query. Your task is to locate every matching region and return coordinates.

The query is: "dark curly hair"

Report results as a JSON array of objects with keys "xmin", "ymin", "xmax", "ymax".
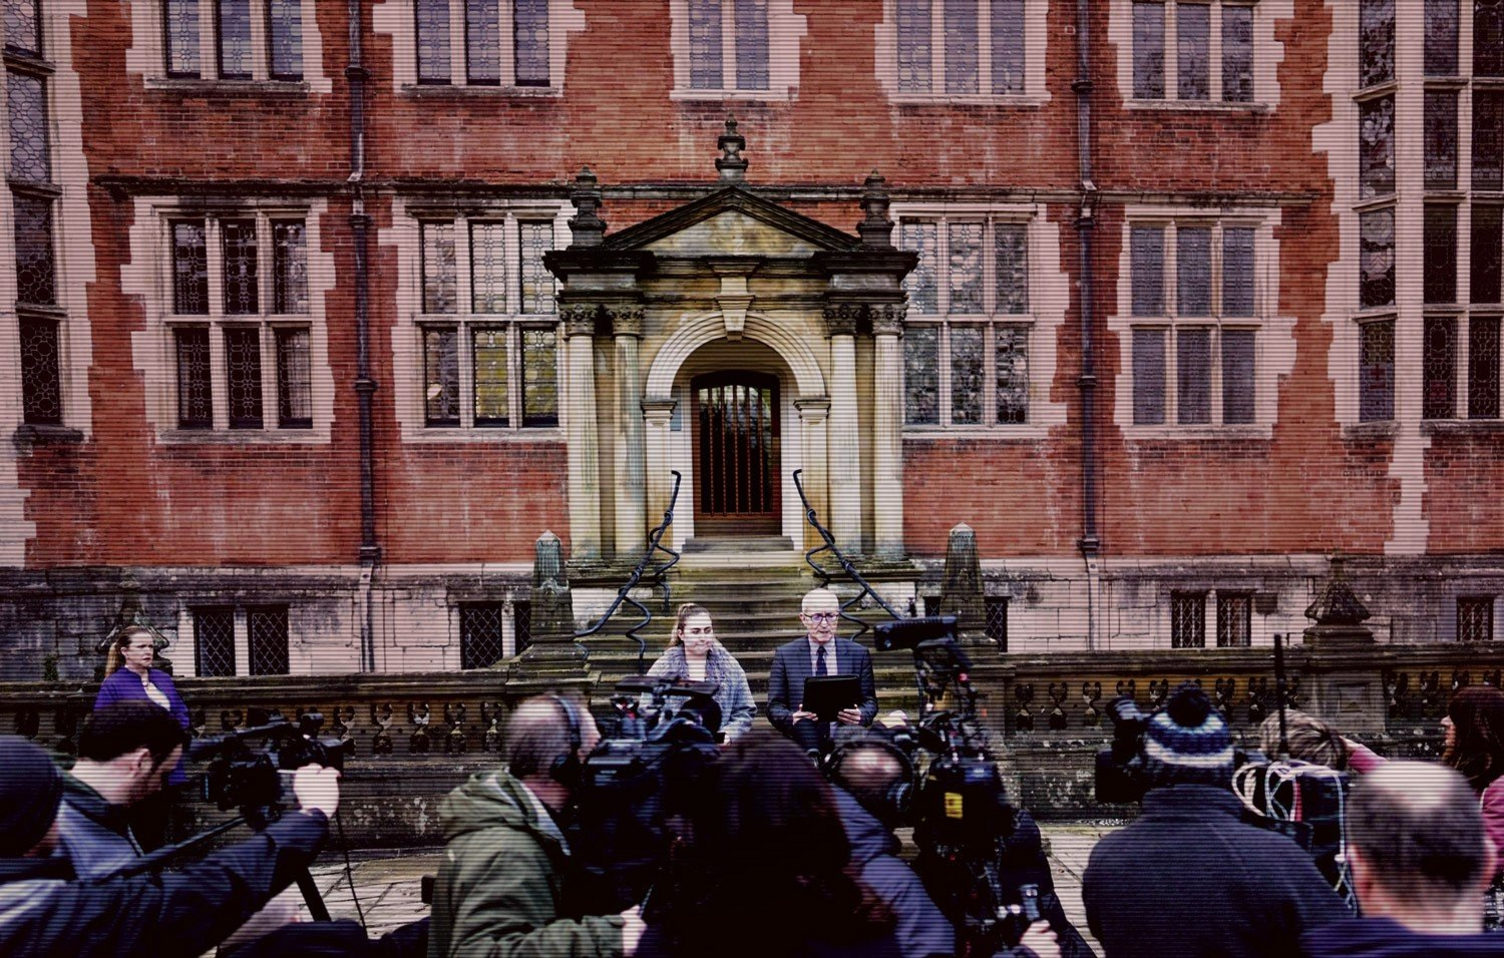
[{"xmin": 1443, "ymin": 685, "xmax": 1504, "ymax": 793}]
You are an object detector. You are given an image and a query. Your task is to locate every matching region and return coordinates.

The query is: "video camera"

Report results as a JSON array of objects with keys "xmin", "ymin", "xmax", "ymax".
[{"xmin": 190, "ymin": 710, "xmax": 354, "ymax": 817}]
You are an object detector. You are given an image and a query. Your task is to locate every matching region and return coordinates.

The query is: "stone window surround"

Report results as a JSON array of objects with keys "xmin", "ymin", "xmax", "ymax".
[
  {"xmin": 1168, "ymin": 586, "xmax": 1259, "ymax": 649},
  {"xmin": 874, "ymin": 0, "xmax": 1052, "ymax": 106},
  {"xmin": 125, "ymin": 0, "xmax": 331, "ymax": 93},
  {"xmin": 177, "ymin": 602, "xmax": 294, "ymax": 677},
  {"xmin": 667, "ymin": 0, "xmax": 806, "ymax": 100},
  {"xmin": 123, "ymin": 196, "xmax": 337, "ymax": 444},
  {"xmin": 390, "ymin": 196, "xmax": 570, "ymax": 443},
  {"xmin": 375, "ymin": 0, "xmax": 585, "ymax": 94},
  {"xmin": 892, "ymin": 201, "xmax": 1068, "ymax": 440},
  {"xmin": 1108, "ymin": 0, "xmax": 1289, "ymax": 112},
  {"xmin": 1108, "ymin": 204, "xmax": 1292, "ymax": 440}
]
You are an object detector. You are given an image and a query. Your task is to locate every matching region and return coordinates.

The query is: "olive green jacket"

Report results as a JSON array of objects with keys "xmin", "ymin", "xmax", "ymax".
[{"xmin": 427, "ymin": 768, "xmax": 624, "ymax": 958}]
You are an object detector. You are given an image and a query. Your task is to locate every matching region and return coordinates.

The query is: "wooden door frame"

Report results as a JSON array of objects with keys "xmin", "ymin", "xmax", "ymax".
[{"xmin": 690, "ymin": 370, "xmax": 782, "ymax": 536}]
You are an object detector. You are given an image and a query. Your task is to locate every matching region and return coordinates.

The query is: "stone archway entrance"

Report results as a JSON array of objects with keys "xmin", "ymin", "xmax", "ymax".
[{"xmin": 691, "ymin": 371, "xmax": 781, "ymax": 536}]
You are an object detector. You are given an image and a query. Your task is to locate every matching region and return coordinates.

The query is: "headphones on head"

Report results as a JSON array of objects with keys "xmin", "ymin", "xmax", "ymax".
[
  {"xmin": 544, "ymin": 692, "xmax": 583, "ymax": 786},
  {"xmin": 825, "ymin": 735, "xmax": 917, "ymax": 820}
]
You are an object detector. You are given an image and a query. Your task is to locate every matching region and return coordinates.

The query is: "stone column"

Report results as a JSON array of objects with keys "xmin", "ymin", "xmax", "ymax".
[
  {"xmin": 641, "ymin": 397, "xmax": 679, "ymax": 541},
  {"xmin": 871, "ymin": 304, "xmax": 906, "ymax": 557},
  {"xmin": 795, "ymin": 398, "xmax": 831, "ymax": 551},
  {"xmin": 562, "ymin": 306, "xmax": 602, "ymax": 560},
  {"xmin": 825, "ymin": 306, "xmax": 862, "ymax": 552},
  {"xmin": 610, "ymin": 306, "xmax": 646, "ymax": 558}
]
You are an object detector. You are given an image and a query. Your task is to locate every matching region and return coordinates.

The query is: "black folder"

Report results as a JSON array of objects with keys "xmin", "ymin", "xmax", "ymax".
[{"xmin": 802, "ymin": 675, "xmax": 861, "ymax": 721}]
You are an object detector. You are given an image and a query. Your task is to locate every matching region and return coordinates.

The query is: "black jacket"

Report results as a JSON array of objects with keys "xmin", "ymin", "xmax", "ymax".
[
  {"xmin": 1083, "ymin": 784, "xmax": 1350, "ymax": 958},
  {"xmin": 0, "ymin": 809, "xmax": 328, "ymax": 958},
  {"xmin": 833, "ymin": 787, "xmax": 954, "ymax": 958},
  {"xmin": 1302, "ymin": 916, "xmax": 1504, "ymax": 957}
]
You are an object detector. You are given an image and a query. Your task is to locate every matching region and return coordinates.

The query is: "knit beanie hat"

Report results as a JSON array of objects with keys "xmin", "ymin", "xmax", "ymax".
[
  {"xmin": 0, "ymin": 735, "xmax": 64, "ymax": 856},
  {"xmin": 1143, "ymin": 685, "xmax": 1234, "ymax": 788}
]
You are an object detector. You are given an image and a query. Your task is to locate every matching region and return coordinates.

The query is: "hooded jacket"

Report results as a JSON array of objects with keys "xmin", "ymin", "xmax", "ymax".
[
  {"xmin": 427, "ymin": 767, "xmax": 624, "ymax": 958},
  {"xmin": 832, "ymin": 787, "xmax": 953, "ymax": 958},
  {"xmin": 1302, "ymin": 916, "xmax": 1504, "ymax": 957}
]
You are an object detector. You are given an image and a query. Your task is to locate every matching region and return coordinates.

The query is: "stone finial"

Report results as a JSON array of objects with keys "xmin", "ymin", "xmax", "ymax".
[
  {"xmin": 97, "ymin": 576, "xmax": 174, "ymax": 676},
  {"xmin": 940, "ymin": 522, "xmax": 989, "ymax": 645},
  {"xmin": 568, "ymin": 166, "xmax": 607, "ymax": 247},
  {"xmin": 508, "ymin": 530, "xmax": 590, "ymax": 674},
  {"xmin": 716, "ymin": 116, "xmax": 748, "ymax": 184},
  {"xmin": 858, "ymin": 170, "xmax": 895, "ymax": 249},
  {"xmin": 1304, "ymin": 550, "xmax": 1372, "ymax": 627}
]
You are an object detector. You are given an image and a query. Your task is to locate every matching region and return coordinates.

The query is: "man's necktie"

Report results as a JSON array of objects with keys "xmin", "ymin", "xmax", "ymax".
[{"xmin": 816, "ymin": 645, "xmax": 827, "ymax": 676}]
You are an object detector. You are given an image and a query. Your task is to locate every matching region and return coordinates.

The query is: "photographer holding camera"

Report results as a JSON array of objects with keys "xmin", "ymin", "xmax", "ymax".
[
  {"xmin": 0, "ymin": 733, "xmax": 340, "ymax": 957},
  {"xmin": 1082, "ymin": 684, "xmax": 1348, "ymax": 958}
]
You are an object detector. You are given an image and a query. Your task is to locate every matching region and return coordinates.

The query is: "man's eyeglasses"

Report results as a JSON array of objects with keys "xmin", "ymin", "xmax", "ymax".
[{"xmin": 801, "ymin": 611, "xmax": 839, "ymax": 623}]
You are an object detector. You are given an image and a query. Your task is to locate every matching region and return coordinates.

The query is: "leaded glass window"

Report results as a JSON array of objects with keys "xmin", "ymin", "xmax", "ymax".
[
  {"xmin": 416, "ymin": 0, "xmax": 453, "ymax": 84},
  {"xmin": 172, "ymin": 220, "xmax": 210, "ymax": 315},
  {"xmin": 1474, "ymin": 92, "xmax": 1504, "ymax": 192},
  {"xmin": 1133, "ymin": 2, "xmax": 1166, "ymax": 99},
  {"xmin": 735, "ymin": 0, "xmax": 770, "ymax": 90},
  {"xmin": 1171, "ymin": 592, "xmax": 1206, "ymax": 649},
  {"xmin": 267, "ymin": 0, "xmax": 304, "ymax": 79},
  {"xmin": 193, "ymin": 607, "xmax": 236, "ymax": 677},
  {"xmin": 1222, "ymin": 4, "xmax": 1253, "ymax": 102},
  {"xmin": 472, "ymin": 221, "xmax": 507, "ymax": 313},
  {"xmin": 514, "ymin": 0, "xmax": 550, "ymax": 85},
  {"xmin": 1177, "ymin": 327, "xmax": 1212, "ymax": 424},
  {"xmin": 165, "ymin": 0, "xmax": 201, "ymax": 77},
  {"xmin": 522, "ymin": 327, "xmax": 558, "ymax": 426},
  {"xmin": 3, "ymin": 0, "xmax": 41, "ymax": 57},
  {"xmin": 1470, "ymin": 317, "xmax": 1501, "ymax": 418},
  {"xmin": 175, "ymin": 326, "xmax": 213, "ymax": 429},
  {"xmin": 1177, "ymin": 2, "xmax": 1210, "ymax": 101},
  {"xmin": 944, "ymin": 0, "xmax": 980, "ymax": 95},
  {"xmin": 7, "ymin": 71, "xmax": 49, "ymax": 186},
  {"xmin": 996, "ymin": 224, "xmax": 1028, "ymax": 313},
  {"xmin": 1360, "ymin": 209, "xmax": 1395, "ymax": 309},
  {"xmin": 467, "ymin": 0, "xmax": 502, "ymax": 84},
  {"xmin": 902, "ymin": 221, "xmax": 940, "ymax": 313},
  {"xmin": 1458, "ymin": 597, "xmax": 1495, "ymax": 642},
  {"xmin": 275, "ymin": 327, "xmax": 312, "ymax": 428},
  {"xmin": 1426, "ymin": 0, "xmax": 1460, "ymax": 75},
  {"xmin": 1222, "ymin": 329, "xmax": 1256, "ymax": 424},
  {"xmin": 423, "ymin": 326, "xmax": 461, "ymax": 426},
  {"xmin": 991, "ymin": 0, "xmax": 1024, "ymax": 94},
  {"xmin": 1359, "ymin": 96, "xmax": 1395, "ymax": 200},
  {"xmin": 1359, "ymin": 319, "xmax": 1395, "ymax": 422},
  {"xmin": 984, "ymin": 596, "xmax": 1009, "ymax": 650},
  {"xmin": 247, "ymin": 606, "xmax": 290, "ymax": 676},
  {"xmin": 519, "ymin": 221, "xmax": 555, "ymax": 313},
  {"xmin": 897, "ymin": 0, "xmax": 933, "ymax": 93},
  {"xmin": 950, "ymin": 325, "xmax": 985, "ymax": 424},
  {"xmin": 1478, "ymin": 0, "xmax": 1504, "ymax": 76},
  {"xmin": 1131, "ymin": 226, "xmax": 1165, "ymax": 316},
  {"xmin": 13, "ymin": 193, "xmax": 53, "ymax": 306},
  {"xmin": 905, "ymin": 326, "xmax": 940, "ymax": 425},
  {"xmin": 1423, "ymin": 317, "xmax": 1457, "ymax": 419},
  {"xmin": 422, "ymin": 221, "xmax": 459, "ymax": 314},
  {"xmin": 473, "ymin": 327, "xmax": 509, "ymax": 425},
  {"xmin": 1177, "ymin": 227, "xmax": 1212, "ymax": 317},
  {"xmin": 19, "ymin": 315, "xmax": 60, "ymax": 426},
  {"xmin": 689, "ymin": 0, "xmax": 724, "ymax": 90},
  {"xmin": 1474, "ymin": 205, "xmax": 1503, "ymax": 304},
  {"xmin": 221, "ymin": 218, "xmax": 259, "ymax": 315},
  {"xmin": 461, "ymin": 603, "xmax": 508, "ymax": 669},
  {"xmin": 948, "ymin": 222, "xmax": 984, "ymax": 312},
  {"xmin": 996, "ymin": 325, "xmax": 1027, "ymax": 423},
  {"xmin": 1424, "ymin": 205, "xmax": 1458, "ymax": 305},
  {"xmin": 217, "ymin": 0, "xmax": 253, "ymax": 80},
  {"xmin": 1133, "ymin": 328, "xmax": 1167, "ymax": 425},
  {"xmin": 1223, "ymin": 227, "xmax": 1255, "ymax": 317},
  {"xmin": 272, "ymin": 220, "xmax": 308, "ymax": 314},
  {"xmin": 224, "ymin": 326, "xmax": 263, "ymax": 428},
  {"xmin": 1216, "ymin": 593, "xmax": 1252, "ymax": 648},
  {"xmin": 1359, "ymin": 0, "xmax": 1394, "ymax": 88},
  {"xmin": 1425, "ymin": 91, "xmax": 1459, "ymax": 190}
]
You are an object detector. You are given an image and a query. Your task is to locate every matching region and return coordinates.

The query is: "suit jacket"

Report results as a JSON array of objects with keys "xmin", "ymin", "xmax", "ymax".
[{"xmin": 766, "ymin": 636, "xmax": 878, "ymax": 733}]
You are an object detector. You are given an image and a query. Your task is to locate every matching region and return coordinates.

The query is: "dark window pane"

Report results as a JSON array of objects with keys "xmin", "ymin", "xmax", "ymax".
[
  {"xmin": 7, "ymin": 71, "xmax": 50, "ymax": 185},
  {"xmin": 950, "ymin": 325, "xmax": 984, "ymax": 424},
  {"xmin": 473, "ymin": 327, "xmax": 509, "ymax": 426},
  {"xmin": 1133, "ymin": 328, "xmax": 1166, "ymax": 425},
  {"xmin": 272, "ymin": 220, "xmax": 308, "ymax": 314},
  {"xmin": 18, "ymin": 315, "xmax": 61, "ymax": 425},
  {"xmin": 1177, "ymin": 327, "xmax": 1211, "ymax": 424},
  {"xmin": 175, "ymin": 326, "xmax": 213, "ymax": 429},
  {"xmin": 1360, "ymin": 96, "xmax": 1395, "ymax": 200},
  {"xmin": 246, "ymin": 606, "xmax": 290, "ymax": 676},
  {"xmin": 1360, "ymin": 208, "xmax": 1395, "ymax": 309},
  {"xmin": 513, "ymin": 0, "xmax": 550, "ymax": 86},
  {"xmin": 416, "ymin": 0, "xmax": 452, "ymax": 83},
  {"xmin": 901, "ymin": 221, "xmax": 939, "ymax": 312},
  {"xmin": 1171, "ymin": 592, "xmax": 1206, "ymax": 649},
  {"xmin": 897, "ymin": 0, "xmax": 933, "ymax": 93},
  {"xmin": 991, "ymin": 0, "xmax": 1024, "ymax": 94},
  {"xmin": 1427, "ymin": 0, "xmax": 1460, "ymax": 74},
  {"xmin": 1223, "ymin": 227, "xmax": 1255, "ymax": 317},
  {"xmin": 1474, "ymin": 204, "xmax": 1503, "ymax": 304},
  {"xmin": 944, "ymin": 0, "xmax": 979, "ymax": 94},
  {"xmin": 513, "ymin": 600, "xmax": 532, "ymax": 653},
  {"xmin": 996, "ymin": 223, "xmax": 1028, "ymax": 313},
  {"xmin": 172, "ymin": 219, "xmax": 209, "ymax": 315},
  {"xmin": 421, "ymin": 221, "xmax": 458, "ymax": 313},
  {"xmin": 1479, "ymin": 0, "xmax": 1504, "ymax": 76},
  {"xmin": 471, "ymin": 221, "xmax": 507, "ymax": 312},
  {"xmin": 423, "ymin": 326, "xmax": 460, "ymax": 426},
  {"xmin": 466, "ymin": 0, "xmax": 501, "ymax": 84},
  {"xmin": 1458, "ymin": 597, "xmax": 1496, "ymax": 642},
  {"xmin": 221, "ymin": 218, "xmax": 259, "ymax": 315},
  {"xmin": 520, "ymin": 221, "xmax": 556, "ymax": 313},
  {"xmin": 522, "ymin": 327, "xmax": 558, "ymax": 427},
  {"xmin": 1423, "ymin": 316, "xmax": 1457, "ymax": 419},
  {"xmin": 1177, "ymin": 2, "xmax": 1210, "ymax": 100},
  {"xmin": 1177, "ymin": 226, "xmax": 1212, "ymax": 316},
  {"xmin": 3, "ymin": 0, "xmax": 42, "ymax": 57},
  {"xmin": 1425, "ymin": 90, "xmax": 1459, "ymax": 190},
  {"xmin": 1222, "ymin": 328, "xmax": 1256, "ymax": 424},
  {"xmin": 460, "ymin": 603, "xmax": 507, "ymax": 669},
  {"xmin": 688, "ymin": 0, "xmax": 723, "ymax": 89},
  {"xmin": 948, "ymin": 222, "xmax": 983, "ymax": 312},
  {"xmin": 13, "ymin": 193, "xmax": 54, "ymax": 306},
  {"xmin": 165, "ymin": 0, "xmax": 201, "ymax": 77},
  {"xmin": 1131, "ymin": 226, "xmax": 1165, "ymax": 316},
  {"xmin": 1360, "ymin": 0, "xmax": 1394, "ymax": 87},
  {"xmin": 1216, "ymin": 593, "xmax": 1252, "ymax": 648},
  {"xmin": 275, "ymin": 327, "xmax": 312, "ymax": 428},
  {"xmin": 217, "ymin": 0, "xmax": 252, "ymax": 79},
  {"xmin": 735, "ymin": 0, "xmax": 769, "ymax": 90},
  {"xmin": 1360, "ymin": 319, "xmax": 1395, "ymax": 422},
  {"xmin": 905, "ymin": 325, "xmax": 940, "ymax": 424},
  {"xmin": 1133, "ymin": 2, "xmax": 1165, "ymax": 99},
  {"xmin": 1470, "ymin": 317, "xmax": 1501, "ymax": 418},
  {"xmin": 193, "ymin": 607, "xmax": 236, "ymax": 677},
  {"xmin": 984, "ymin": 596, "xmax": 1008, "ymax": 651},
  {"xmin": 224, "ymin": 326, "xmax": 263, "ymax": 428},
  {"xmin": 1423, "ymin": 204, "xmax": 1458, "ymax": 305},
  {"xmin": 267, "ymin": 0, "xmax": 304, "ymax": 79},
  {"xmin": 1222, "ymin": 4, "xmax": 1253, "ymax": 102},
  {"xmin": 1475, "ymin": 92, "xmax": 1504, "ymax": 191},
  {"xmin": 996, "ymin": 325, "xmax": 1028, "ymax": 424}
]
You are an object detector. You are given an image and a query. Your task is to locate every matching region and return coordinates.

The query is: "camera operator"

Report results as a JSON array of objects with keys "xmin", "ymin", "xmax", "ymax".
[
  {"xmin": 427, "ymin": 691, "xmax": 645, "ymax": 958},
  {"xmin": 0, "ymin": 733, "xmax": 340, "ymax": 958},
  {"xmin": 1082, "ymin": 685, "xmax": 1348, "ymax": 958}
]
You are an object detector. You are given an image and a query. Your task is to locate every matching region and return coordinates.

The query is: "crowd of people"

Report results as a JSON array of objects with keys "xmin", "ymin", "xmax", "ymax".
[{"xmin": 4, "ymin": 597, "xmax": 1504, "ymax": 957}]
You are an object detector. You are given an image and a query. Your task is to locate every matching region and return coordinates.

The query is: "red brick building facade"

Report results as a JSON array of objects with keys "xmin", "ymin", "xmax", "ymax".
[{"xmin": 2, "ymin": 0, "xmax": 1501, "ymax": 679}]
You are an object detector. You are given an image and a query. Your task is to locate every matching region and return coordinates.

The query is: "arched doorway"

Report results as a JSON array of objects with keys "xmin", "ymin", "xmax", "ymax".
[{"xmin": 691, "ymin": 370, "xmax": 780, "ymax": 536}]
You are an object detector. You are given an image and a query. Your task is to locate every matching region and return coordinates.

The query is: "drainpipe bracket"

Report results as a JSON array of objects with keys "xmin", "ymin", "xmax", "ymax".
[
  {"xmin": 1077, "ymin": 535, "xmax": 1101, "ymax": 556},
  {"xmin": 1076, "ymin": 373, "xmax": 1098, "ymax": 390},
  {"xmin": 345, "ymin": 65, "xmax": 371, "ymax": 82},
  {"xmin": 354, "ymin": 377, "xmax": 379, "ymax": 395}
]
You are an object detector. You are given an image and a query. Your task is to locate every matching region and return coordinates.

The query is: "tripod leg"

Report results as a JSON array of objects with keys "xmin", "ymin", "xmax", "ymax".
[{"xmin": 295, "ymin": 867, "xmax": 332, "ymax": 923}]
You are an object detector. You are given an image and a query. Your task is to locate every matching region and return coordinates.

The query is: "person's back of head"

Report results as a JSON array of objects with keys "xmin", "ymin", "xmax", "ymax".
[
  {"xmin": 1258, "ymin": 710, "xmax": 1349, "ymax": 770},
  {"xmin": 1144, "ymin": 684, "xmax": 1235, "ymax": 790},
  {"xmin": 1445, "ymin": 685, "xmax": 1504, "ymax": 792},
  {"xmin": 504, "ymin": 691, "xmax": 593, "ymax": 784},
  {"xmin": 79, "ymin": 701, "xmax": 187, "ymax": 766},
  {"xmin": 1346, "ymin": 761, "xmax": 1494, "ymax": 928},
  {"xmin": 0, "ymin": 735, "xmax": 65, "ymax": 857},
  {"xmin": 827, "ymin": 732, "xmax": 912, "ymax": 830}
]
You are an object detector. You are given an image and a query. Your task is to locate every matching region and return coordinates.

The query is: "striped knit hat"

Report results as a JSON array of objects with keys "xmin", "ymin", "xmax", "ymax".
[{"xmin": 1143, "ymin": 684, "xmax": 1234, "ymax": 787}]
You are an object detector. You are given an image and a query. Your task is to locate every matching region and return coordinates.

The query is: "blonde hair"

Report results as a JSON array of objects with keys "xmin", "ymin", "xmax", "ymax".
[
  {"xmin": 1258, "ymin": 710, "xmax": 1348, "ymax": 770},
  {"xmin": 671, "ymin": 603, "xmax": 712, "ymax": 648},
  {"xmin": 104, "ymin": 626, "xmax": 154, "ymax": 679}
]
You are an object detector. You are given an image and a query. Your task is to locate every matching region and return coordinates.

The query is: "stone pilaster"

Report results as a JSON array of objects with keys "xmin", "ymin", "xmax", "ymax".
[
  {"xmin": 824, "ymin": 305, "xmax": 862, "ymax": 552},
  {"xmin": 795, "ymin": 398, "xmax": 831, "ymax": 552},
  {"xmin": 561, "ymin": 306, "xmax": 602, "ymax": 561},
  {"xmin": 872, "ymin": 304, "xmax": 906, "ymax": 556},
  {"xmin": 609, "ymin": 305, "xmax": 647, "ymax": 558},
  {"xmin": 641, "ymin": 397, "xmax": 679, "ymax": 539}
]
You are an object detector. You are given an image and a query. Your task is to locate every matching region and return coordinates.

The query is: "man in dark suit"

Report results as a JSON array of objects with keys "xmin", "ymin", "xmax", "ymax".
[{"xmin": 767, "ymin": 587, "xmax": 879, "ymax": 754}]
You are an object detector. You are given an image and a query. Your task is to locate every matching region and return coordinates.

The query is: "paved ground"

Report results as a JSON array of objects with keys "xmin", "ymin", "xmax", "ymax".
[{"xmin": 299, "ymin": 824, "xmax": 1120, "ymax": 951}]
